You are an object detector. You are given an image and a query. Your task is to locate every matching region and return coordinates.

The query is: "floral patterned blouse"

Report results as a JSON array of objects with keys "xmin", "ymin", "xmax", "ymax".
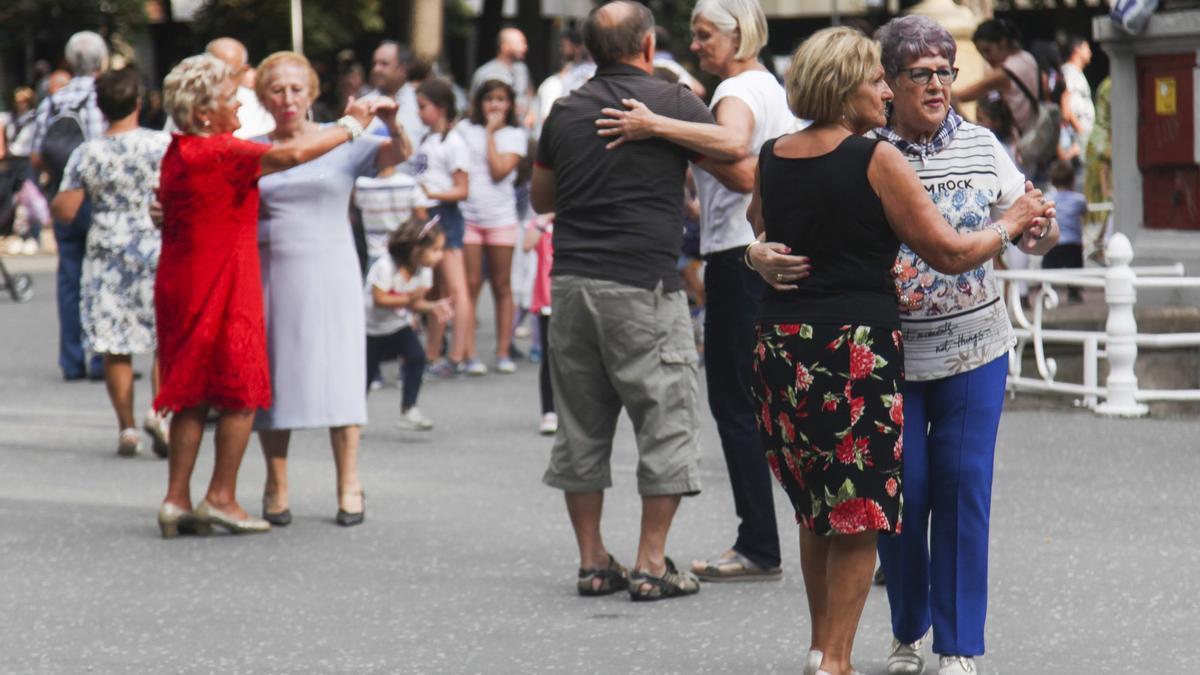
[{"xmin": 873, "ymin": 120, "xmax": 1025, "ymax": 381}]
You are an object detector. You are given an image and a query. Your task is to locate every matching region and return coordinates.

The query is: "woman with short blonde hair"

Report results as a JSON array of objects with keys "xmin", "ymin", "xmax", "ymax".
[
  {"xmin": 743, "ymin": 27, "xmax": 1052, "ymax": 675},
  {"xmin": 154, "ymin": 53, "xmax": 382, "ymax": 539},
  {"xmin": 250, "ymin": 50, "xmax": 410, "ymax": 528}
]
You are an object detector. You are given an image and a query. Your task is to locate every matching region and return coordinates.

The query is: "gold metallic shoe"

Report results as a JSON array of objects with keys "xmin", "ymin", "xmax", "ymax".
[
  {"xmin": 195, "ymin": 500, "xmax": 271, "ymax": 534},
  {"xmin": 157, "ymin": 503, "xmax": 212, "ymax": 539}
]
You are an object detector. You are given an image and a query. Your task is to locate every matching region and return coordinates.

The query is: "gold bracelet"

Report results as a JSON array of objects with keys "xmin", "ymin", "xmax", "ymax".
[{"xmin": 743, "ymin": 240, "xmax": 762, "ymax": 270}]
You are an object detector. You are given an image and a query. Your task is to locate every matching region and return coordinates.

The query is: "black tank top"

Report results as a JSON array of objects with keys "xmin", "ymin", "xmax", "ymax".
[{"xmin": 757, "ymin": 134, "xmax": 901, "ymax": 328}]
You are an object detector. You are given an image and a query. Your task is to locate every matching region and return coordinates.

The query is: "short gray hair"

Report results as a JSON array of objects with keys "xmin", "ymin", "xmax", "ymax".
[
  {"xmin": 64, "ymin": 31, "xmax": 109, "ymax": 76},
  {"xmin": 691, "ymin": 0, "xmax": 769, "ymax": 61},
  {"xmin": 875, "ymin": 16, "xmax": 957, "ymax": 78},
  {"xmin": 583, "ymin": 1, "xmax": 655, "ymax": 68},
  {"xmin": 163, "ymin": 54, "xmax": 234, "ymax": 135}
]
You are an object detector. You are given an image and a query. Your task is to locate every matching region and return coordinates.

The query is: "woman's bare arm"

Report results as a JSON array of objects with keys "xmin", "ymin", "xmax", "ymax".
[
  {"xmin": 869, "ymin": 142, "xmax": 1047, "ymax": 274},
  {"xmin": 595, "ymin": 97, "xmax": 751, "ymax": 161},
  {"xmin": 422, "ymin": 169, "xmax": 468, "ymax": 203},
  {"xmin": 953, "ymin": 67, "xmax": 1009, "ymax": 103}
]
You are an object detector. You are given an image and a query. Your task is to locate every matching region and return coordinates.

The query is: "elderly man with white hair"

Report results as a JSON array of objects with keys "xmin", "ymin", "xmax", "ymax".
[{"xmin": 31, "ymin": 30, "xmax": 109, "ymax": 382}]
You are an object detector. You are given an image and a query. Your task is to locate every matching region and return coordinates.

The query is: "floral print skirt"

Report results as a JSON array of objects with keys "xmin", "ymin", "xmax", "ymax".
[{"xmin": 752, "ymin": 322, "xmax": 905, "ymax": 537}]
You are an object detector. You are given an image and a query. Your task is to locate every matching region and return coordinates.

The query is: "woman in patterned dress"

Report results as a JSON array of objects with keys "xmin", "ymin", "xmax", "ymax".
[
  {"xmin": 151, "ymin": 54, "xmax": 376, "ymax": 538},
  {"xmin": 51, "ymin": 68, "xmax": 170, "ymax": 458},
  {"xmin": 745, "ymin": 28, "xmax": 1051, "ymax": 675}
]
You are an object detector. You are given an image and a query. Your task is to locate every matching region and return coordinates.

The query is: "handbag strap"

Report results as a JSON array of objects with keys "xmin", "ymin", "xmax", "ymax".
[{"xmin": 1002, "ymin": 66, "xmax": 1040, "ymax": 112}]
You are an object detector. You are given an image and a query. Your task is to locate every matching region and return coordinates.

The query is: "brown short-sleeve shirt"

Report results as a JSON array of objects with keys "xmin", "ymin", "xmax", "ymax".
[{"xmin": 537, "ymin": 63, "xmax": 715, "ymax": 291}]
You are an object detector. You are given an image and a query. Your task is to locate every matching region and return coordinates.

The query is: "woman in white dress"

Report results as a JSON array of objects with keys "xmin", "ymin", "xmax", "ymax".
[
  {"xmin": 252, "ymin": 52, "xmax": 410, "ymax": 527},
  {"xmin": 51, "ymin": 67, "xmax": 170, "ymax": 457}
]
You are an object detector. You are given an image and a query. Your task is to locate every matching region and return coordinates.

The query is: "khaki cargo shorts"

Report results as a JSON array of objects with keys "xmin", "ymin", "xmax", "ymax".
[{"xmin": 542, "ymin": 275, "xmax": 702, "ymax": 497}]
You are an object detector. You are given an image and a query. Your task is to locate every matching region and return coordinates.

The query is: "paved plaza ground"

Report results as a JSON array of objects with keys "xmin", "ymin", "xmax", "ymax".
[{"xmin": 1, "ymin": 259, "xmax": 1196, "ymax": 674}]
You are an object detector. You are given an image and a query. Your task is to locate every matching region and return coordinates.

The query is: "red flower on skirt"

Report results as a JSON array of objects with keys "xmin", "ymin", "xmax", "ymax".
[
  {"xmin": 796, "ymin": 363, "xmax": 814, "ymax": 391},
  {"xmin": 850, "ymin": 343, "xmax": 876, "ymax": 380},
  {"xmin": 766, "ymin": 452, "xmax": 784, "ymax": 483},
  {"xmin": 885, "ymin": 477, "xmax": 899, "ymax": 497},
  {"xmin": 781, "ymin": 449, "xmax": 806, "ymax": 489},
  {"xmin": 822, "ymin": 393, "xmax": 839, "ymax": 412},
  {"xmin": 893, "ymin": 433, "xmax": 903, "ymax": 461},
  {"xmin": 777, "ymin": 412, "xmax": 796, "ymax": 443},
  {"xmin": 836, "ymin": 433, "xmax": 869, "ymax": 464},
  {"xmin": 892, "ymin": 330, "xmax": 903, "ymax": 350},
  {"xmin": 889, "ymin": 393, "xmax": 904, "ymax": 426},
  {"xmin": 828, "ymin": 498, "xmax": 891, "ymax": 534},
  {"xmin": 778, "ymin": 324, "xmax": 802, "ymax": 335},
  {"xmin": 849, "ymin": 395, "xmax": 866, "ymax": 427},
  {"xmin": 759, "ymin": 401, "xmax": 772, "ymax": 435}
]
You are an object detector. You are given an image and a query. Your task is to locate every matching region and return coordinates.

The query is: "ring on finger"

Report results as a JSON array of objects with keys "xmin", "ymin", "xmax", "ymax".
[{"xmin": 776, "ymin": 273, "xmax": 785, "ymax": 282}]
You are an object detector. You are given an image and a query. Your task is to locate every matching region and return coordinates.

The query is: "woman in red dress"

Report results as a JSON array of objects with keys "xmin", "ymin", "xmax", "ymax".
[{"xmin": 155, "ymin": 54, "xmax": 380, "ymax": 537}]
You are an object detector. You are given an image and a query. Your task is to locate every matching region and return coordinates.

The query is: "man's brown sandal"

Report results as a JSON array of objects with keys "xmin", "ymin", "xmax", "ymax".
[
  {"xmin": 577, "ymin": 554, "xmax": 630, "ymax": 597},
  {"xmin": 692, "ymin": 550, "xmax": 783, "ymax": 582},
  {"xmin": 629, "ymin": 557, "xmax": 700, "ymax": 602}
]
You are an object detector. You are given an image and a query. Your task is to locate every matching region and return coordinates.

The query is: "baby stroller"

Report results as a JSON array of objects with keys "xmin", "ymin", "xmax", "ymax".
[
  {"xmin": 0, "ymin": 256, "xmax": 33, "ymax": 303},
  {"xmin": 0, "ymin": 165, "xmax": 34, "ymax": 303}
]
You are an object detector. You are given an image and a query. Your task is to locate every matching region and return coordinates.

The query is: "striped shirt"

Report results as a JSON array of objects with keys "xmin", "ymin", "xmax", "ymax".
[{"xmin": 871, "ymin": 121, "xmax": 1025, "ymax": 381}]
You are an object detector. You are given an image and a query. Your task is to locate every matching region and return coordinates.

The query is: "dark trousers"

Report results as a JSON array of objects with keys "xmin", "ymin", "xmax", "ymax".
[
  {"xmin": 1043, "ymin": 243, "xmax": 1084, "ymax": 300},
  {"xmin": 366, "ymin": 326, "xmax": 426, "ymax": 409},
  {"xmin": 538, "ymin": 313, "xmax": 553, "ymax": 415},
  {"xmin": 703, "ymin": 249, "xmax": 780, "ymax": 569},
  {"xmin": 52, "ymin": 200, "xmax": 101, "ymax": 378}
]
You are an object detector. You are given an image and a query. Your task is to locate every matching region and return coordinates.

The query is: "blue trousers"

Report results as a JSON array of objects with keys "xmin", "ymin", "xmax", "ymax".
[
  {"xmin": 704, "ymin": 249, "xmax": 780, "ymax": 569},
  {"xmin": 877, "ymin": 355, "xmax": 1007, "ymax": 657},
  {"xmin": 53, "ymin": 200, "xmax": 101, "ymax": 378}
]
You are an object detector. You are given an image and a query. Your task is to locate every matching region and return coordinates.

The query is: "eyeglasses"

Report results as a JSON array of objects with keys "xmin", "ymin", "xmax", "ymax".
[{"xmin": 901, "ymin": 67, "xmax": 959, "ymax": 86}]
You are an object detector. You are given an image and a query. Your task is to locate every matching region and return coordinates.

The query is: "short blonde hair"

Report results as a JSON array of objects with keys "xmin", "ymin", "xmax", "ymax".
[
  {"xmin": 255, "ymin": 51, "xmax": 321, "ymax": 107},
  {"xmin": 163, "ymin": 54, "xmax": 234, "ymax": 134},
  {"xmin": 785, "ymin": 27, "xmax": 880, "ymax": 124},
  {"xmin": 691, "ymin": 0, "xmax": 768, "ymax": 61}
]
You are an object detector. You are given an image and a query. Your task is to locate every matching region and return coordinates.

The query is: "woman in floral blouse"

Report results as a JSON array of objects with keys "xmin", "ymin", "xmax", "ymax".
[
  {"xmin": 753, "ymin": 18, "xmax": 1059, "ymax": 675},
  {"xmin": 747, "ymin": 27, "xmax": 1050, "ymax": 675}
]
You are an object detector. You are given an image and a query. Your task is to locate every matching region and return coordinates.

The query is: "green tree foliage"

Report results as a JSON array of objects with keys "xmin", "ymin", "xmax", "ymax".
[
  {"xmin": 0, "ymin": 0, "xmax": 147, "ymax": 46},
  {"xmin": 191, "ymin": 0, "xmax": 386, "ymax": 63}
]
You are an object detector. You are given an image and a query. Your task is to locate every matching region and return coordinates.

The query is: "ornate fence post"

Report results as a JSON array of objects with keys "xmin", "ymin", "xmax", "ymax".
[{"xmin": 1096, "ymin": 233, "xmax": 1149, "ymax": 417}]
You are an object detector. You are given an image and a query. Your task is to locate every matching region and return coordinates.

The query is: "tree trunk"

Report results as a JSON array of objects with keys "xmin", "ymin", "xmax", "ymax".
[{"xmin": 410, "ymin": 0, "xmax": 442, "ymax": 62}]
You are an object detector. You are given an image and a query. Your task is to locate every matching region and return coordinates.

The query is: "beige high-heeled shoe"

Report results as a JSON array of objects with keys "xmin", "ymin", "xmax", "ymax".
[
  {"xmin": 195, "ymin": 500, "xmax": 270, "ymax": 534},
  {"xmin": 157, "ymin": 503, "xmax": 212, "ymax": 539}
]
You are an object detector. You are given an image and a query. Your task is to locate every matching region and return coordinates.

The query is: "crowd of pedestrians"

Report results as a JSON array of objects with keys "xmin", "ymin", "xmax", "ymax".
[{"xmin": 7, "ymin": 1, "xmax": 1120, "ymax": 672}]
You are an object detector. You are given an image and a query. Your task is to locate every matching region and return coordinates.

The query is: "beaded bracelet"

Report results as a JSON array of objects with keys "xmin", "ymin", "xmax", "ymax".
[
  {"xmin": 991, "ymin": 222, "xmax": 1010, "ymax": 255},
  {"xmin": 336, "ymin": 115, "xmax": 365, "ymax": 140}
]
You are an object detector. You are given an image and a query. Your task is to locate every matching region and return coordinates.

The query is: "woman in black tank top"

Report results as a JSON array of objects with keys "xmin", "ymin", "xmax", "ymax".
[{"xmin": 743, "ymin": 28, "xmax": 1050, "ymax": 675}]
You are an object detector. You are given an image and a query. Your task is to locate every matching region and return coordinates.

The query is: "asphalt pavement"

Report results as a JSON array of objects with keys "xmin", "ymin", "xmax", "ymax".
[{"xmin": 1, "ymin": 260, "xmax": 1196, "ymax": 674}]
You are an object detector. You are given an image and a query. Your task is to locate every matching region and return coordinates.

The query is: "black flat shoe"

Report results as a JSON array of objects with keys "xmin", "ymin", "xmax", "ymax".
[
  {"xmin": 336, "ymin": 491, "xmax": 365, "ymax": 527},
  {"xmin": 262, "ymin": 496, "xmax": 292, "ymax": 527}
]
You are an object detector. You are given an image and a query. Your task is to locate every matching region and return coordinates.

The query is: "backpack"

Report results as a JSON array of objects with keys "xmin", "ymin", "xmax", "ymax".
[
  {"xmin": 1003, "ymin": 67, "xmax": 1062, "ymax": 173},
  {"xmin": 40, "ymin": 96, "xmax": 90, "ymax": 197}
]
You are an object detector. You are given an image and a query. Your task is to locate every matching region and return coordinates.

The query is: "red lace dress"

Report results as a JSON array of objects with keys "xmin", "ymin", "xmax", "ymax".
[{"xmin": 154, "ymin": 133, "xmax": 272, "ymax": 412}]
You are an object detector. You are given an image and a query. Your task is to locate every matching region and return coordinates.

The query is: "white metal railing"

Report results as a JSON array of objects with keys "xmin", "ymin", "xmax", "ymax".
[{"xmin": 994, "ymin": 233, "xmax": 1200, "ymax": 417}]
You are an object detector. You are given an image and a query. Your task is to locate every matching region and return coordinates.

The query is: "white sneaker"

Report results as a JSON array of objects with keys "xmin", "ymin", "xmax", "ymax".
[
  {"xmin": 539, "ymin": 412, "xmax": 558, "ymax": 435},
  {"xmin": 938, "ymin": 656, "xmax": 976, "ymax": 675},
  {"xmin": 396, "ymin": 407, "xmax": 434, "ymax": 431},
  {"xmin": 20, "ymin": 238, "xmax": 38, "ymax": 255},
  {"xmin": 495, "ymin": 357, "xmax": 516, "ymax": 374},
  {"xmin": 460, "ymin": 359, "xmax": 488, "ymax": 377},
  {"xmin": 5, "ymin": 238, "xmax": 21, "ymax": 255},
  {"xmin": 803, "ymin": 649, "xmax": 824, "ymax": 675},
  {"xmin": 887, "ymin": 628, "xmax": 931, "ymax": 674},
  {"xmin": 368, "ymin": 379, "xmax": 384, "ymax": 391}
]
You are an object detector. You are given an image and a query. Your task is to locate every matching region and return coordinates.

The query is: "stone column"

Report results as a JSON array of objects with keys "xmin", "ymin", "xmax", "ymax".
[
  {"xmin": 411, "ymin": 0, "xmax": 443, "ymax": 62},
  {"xmin": 907, "ymin": 0, "xmax": 984, "ymax": 120}
]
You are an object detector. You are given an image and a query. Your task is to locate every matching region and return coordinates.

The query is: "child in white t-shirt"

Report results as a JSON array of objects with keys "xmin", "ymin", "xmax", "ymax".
[
  {"xmin": 365, "ymin": 217, "xmax": 453, "ymax": 430},
  {"xmin": 456, "ymin": 80, "xmax": 528, "ymax": 376}
]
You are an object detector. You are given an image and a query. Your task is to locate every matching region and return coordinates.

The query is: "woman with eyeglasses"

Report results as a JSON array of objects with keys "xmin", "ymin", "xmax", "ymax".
[{"xmin": 753, "ymin": 17, "xmax": 1060, "ymax": 675}]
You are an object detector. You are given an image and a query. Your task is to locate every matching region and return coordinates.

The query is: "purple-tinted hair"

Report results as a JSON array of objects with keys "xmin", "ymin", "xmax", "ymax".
[{"xmin": 875, "ymin": 16, "xmax": 957, "ymax": 78}]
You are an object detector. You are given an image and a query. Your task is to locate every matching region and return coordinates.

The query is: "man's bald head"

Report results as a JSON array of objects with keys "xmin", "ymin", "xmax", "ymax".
[
  {"xmin": 583, "ymin": 1, "xmax": 655, "ymax": 68},
  {"xmin": 497, "ymin": 28, "xmax": 528, "ymax": 61},
  {"xmin": 205, "ymin": 37, "xmax": 249, "ymax": 71}
]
